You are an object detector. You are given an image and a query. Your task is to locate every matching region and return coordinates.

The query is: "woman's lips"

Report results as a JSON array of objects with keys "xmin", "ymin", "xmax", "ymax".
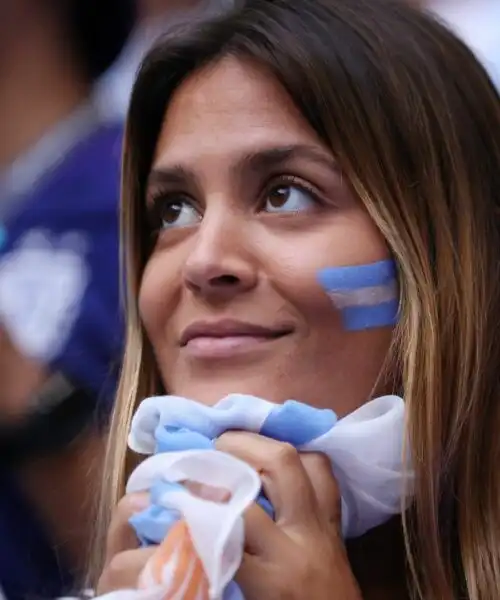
[
  {"xmin": 183, "ymin": 333, "xmax": 287, "ymax": 358},
  {"xmin": 179, "ymin": 318, "xmax": 294, "ymax": 359}
]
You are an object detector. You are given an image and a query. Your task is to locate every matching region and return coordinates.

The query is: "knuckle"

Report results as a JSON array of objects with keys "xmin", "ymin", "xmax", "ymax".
[
  {"xmin": 270, "ymin": 442, "xmax": 300, "ymax": 469},
  {"xmin": 302, "ymin": 451, "xmax": 331, "ymax": 472},
  {"xmin": 113, "ymin": 493, "xmax": 145, "ymax": 525},
  {"xmin": 117, "ymin": 494, "xmax": 140, "ymax": 517},
  {"xmin": 214, "ymin": 431, "xmax": 234, "ymax": 451},
  {"xmin": 215, "ymin": 433, "xmax": 303, "ymax": 474}
]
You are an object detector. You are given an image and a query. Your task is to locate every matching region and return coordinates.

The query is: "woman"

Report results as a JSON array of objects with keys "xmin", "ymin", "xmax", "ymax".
[{"xmin": 94, "ymin": 0, "xmax": 500, "ymax": 598}]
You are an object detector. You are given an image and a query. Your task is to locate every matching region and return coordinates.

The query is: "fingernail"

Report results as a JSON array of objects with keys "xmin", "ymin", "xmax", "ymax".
[
  {"xmin": 183, "ymin": 481, "xmax": 231, "ymax": 503},
  {"xmin": 130, "ymin": 492, "xmax": 150, "ymax": 510}
]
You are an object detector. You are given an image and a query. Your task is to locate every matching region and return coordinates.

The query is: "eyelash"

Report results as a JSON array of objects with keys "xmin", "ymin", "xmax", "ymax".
[
  {"xmin": 265, "ymin": 174, "xmax": 322, "ymax": 204},
  {"xmin": 146, "ymin": 174, "xmax": 324, "ymax": 235}
]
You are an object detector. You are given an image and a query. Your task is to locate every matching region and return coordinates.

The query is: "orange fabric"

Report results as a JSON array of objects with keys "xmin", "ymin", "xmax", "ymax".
[{"xmin": 142, "ymin": 520, "xmax": 209, "ymax": 600}]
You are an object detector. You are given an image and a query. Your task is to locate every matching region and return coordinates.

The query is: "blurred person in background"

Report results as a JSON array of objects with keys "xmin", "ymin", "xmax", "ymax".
[
  {"xmin": 424, "ymin": 0, "xmax": 500, "ymax": 87},
  {"xmin": 96, "ymin": 0, "xmax": 235, "ymax": 120},
  {"xmin": 0, "ymin": 1, "xmax": 135, "ymax": 599}
]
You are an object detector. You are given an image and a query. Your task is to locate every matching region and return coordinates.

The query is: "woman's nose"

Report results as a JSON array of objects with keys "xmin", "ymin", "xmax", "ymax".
[{"xmin": 182, "ymin": 215, "xmax": 258, "ymax": 301}]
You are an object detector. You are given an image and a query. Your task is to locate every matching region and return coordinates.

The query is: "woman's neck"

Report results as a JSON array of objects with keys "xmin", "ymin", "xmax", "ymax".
[{"xmin": 346, "ymin": 516, "xmax": 409, "ymax": 599}]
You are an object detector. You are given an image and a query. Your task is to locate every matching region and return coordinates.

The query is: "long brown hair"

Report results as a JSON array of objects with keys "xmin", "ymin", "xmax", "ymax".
[{"xmin": 93, "ymin": 1, "xmax": 500, "ymax": 598}]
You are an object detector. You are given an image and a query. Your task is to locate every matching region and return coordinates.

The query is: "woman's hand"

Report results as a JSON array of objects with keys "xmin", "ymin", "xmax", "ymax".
[
  {"xmin": 97, "ymin": 434, "xmax": 362, "ymax": 600},
  {"xmin": 97, "ymin": 492, "xmax": 154, "ymax": 594},
  {"xmin": 215, "ymin": 432, "xmax": 362, "ymax": 600},
  {"xmin": 96, "ymin": 484, "xmax": 228, "ymax": 595}
]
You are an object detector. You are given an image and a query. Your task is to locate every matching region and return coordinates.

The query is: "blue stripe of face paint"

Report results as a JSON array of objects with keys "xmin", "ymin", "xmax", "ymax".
[
  {"xmin": 340, "ymin": 299, "xmax": 399, "ymax": 332},
  {"xmin": 317, "ymin": 259, "xmax": 399, "ymax": 331},
  {"xmin": 317, "ymin": 259, "xmax": 396, "ymax": 290}
]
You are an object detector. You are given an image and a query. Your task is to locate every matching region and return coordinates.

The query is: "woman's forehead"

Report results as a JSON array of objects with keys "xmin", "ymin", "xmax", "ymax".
[{"xmin": 151, "ymin": 57, "xmax": 328, "ymax": 170}]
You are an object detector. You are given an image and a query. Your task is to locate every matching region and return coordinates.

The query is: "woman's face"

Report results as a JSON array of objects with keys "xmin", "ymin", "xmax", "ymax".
[{"xmin": 139, "ymin": 57, "xmax": 393, "ymax": 415}]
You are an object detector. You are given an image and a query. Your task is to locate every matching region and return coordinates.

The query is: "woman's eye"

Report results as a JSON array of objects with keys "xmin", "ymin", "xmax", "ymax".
[
  {"xmin": 159, "ymin": 200, "xmax": 200, "ymax": 230},
  {"xmin": 265, "ymin": 185, "xmax": 316, "ymax": 214}
]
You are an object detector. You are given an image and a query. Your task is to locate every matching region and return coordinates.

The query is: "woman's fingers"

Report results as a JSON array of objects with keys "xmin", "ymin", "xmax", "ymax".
[
  {"xmin": 104, "ymin": 492, "xmax": 149, "ymax": 563},
  {"xmin": 215, "ymin": 431, "xmax": 338, "ymax": 536},
  {"xmin": 216, "ymin": 431, "xmax": 315, "ymax": 530},
  {"xmin": 242, "ymin": 501, "xmax": 287, "ymax": 556},
  {"xmin": 97, "ymin": 547, "xmax": 156, "ymax": 594},
  {"xmin": 299, "ymin": 452, "xmax": 342, "ymax": 533},
  {"xmin": 182, "ymin": 480, "xmax": 231, "ymax": 503},
  {"xmin": 235, "ymin": 553, "xmax": 273, "ymax": 600}
]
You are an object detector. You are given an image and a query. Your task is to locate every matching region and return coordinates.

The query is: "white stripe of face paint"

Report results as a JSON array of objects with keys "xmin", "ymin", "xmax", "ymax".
[{"xmin": 327, "ymin": 280, "xmax": 398, "ymax": 309}]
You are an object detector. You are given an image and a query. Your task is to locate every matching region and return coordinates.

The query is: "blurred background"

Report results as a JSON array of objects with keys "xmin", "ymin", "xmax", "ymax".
[
  {"xmin": 0, "ymin": 0, "xmax": 497, "ymax": 599},
  {"xmin": 429, "ymin": 0, "xmax": 500, "ymax": 87}
]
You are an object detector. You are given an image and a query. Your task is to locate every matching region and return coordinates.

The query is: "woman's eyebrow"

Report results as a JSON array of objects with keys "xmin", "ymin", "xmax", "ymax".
[
  {"xmin": 147, "ymin": 144, "xmax": 339, "ymax": 190},
  {"xmin": 236, "ymin": 144, "xmax": 340, "ymax": 175},
  {"xmin": 146, "ymin": 164, "xmax": 195, "ymax": 190},
  {"xmin": 145, "ymin": 144, "xmax": 339, "ymax": 203}
]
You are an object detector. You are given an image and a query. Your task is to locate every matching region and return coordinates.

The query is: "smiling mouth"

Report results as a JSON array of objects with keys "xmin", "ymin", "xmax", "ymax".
[
  {"xmin": 184, "ymin": 332, "xmax": 289, "ymax": 358},
  {"xmin": 179, "ymin": 320, "xmax": 294, "ymax": 359}
]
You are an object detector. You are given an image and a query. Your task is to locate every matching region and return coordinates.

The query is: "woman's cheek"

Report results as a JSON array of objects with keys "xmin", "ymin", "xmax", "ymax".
[{"xmin": 138, "ymin": 255, "xmax": 175, "ymax": 333}]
